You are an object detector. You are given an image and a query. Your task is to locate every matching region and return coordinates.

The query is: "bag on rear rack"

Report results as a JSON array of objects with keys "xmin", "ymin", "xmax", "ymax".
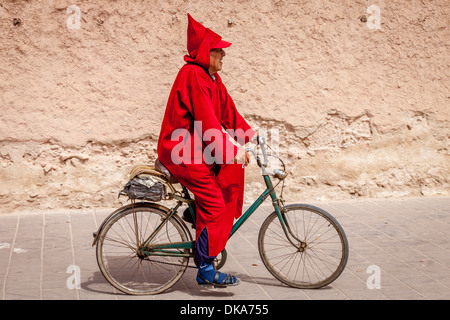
[{"xmin": 119, "ymin": 175, "xmax": 165, "ymax": 202}]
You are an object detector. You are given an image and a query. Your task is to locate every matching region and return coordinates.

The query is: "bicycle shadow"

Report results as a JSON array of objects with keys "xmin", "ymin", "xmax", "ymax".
[
  {"xmin": 80, "ymin": 271, "xmax": 125, "ymax": 296},
  {"xmin": 236, "ymin": 273, "xmax": 334, "ymax": 291},
  {"xmin": 81, "ymin": 269, "xmax": 234, "ymax": 298}
]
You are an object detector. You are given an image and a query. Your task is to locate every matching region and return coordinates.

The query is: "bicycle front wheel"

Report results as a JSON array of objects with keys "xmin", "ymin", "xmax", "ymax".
[
  {"xmin": 96, "ymin": 203, "xmax": 191, "ymax": 295},
  {"xmin": 258, "ymin": 204, "xmax": 348, "ymax": 289}
]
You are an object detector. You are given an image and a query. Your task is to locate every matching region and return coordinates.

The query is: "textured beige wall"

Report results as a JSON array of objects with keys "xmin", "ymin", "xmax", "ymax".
[{"xmin": 0, "ymin": 0, "xmax": 448, "ymax": 212}]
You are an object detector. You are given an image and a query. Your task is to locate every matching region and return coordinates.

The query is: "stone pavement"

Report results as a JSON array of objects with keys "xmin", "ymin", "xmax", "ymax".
[{"xmin": 0, "ymin": 197, "xmax": 449, "ymax": 300}]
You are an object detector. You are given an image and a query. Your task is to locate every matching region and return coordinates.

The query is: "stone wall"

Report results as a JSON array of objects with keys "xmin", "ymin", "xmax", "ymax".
[{"xmin": 0, "ymin": 0, "xmax": 448, "ymax": 213}]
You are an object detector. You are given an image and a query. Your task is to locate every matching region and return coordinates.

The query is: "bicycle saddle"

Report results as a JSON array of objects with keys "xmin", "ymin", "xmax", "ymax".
[{"xmin": 155, "ymin": 159, "xmax": 179, "ymax": 184}]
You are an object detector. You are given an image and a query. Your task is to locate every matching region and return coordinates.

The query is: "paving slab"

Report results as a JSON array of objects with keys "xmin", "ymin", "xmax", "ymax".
[{"xmin": 0, "ymin": 197, "xmax": 449, "ymax": 301}]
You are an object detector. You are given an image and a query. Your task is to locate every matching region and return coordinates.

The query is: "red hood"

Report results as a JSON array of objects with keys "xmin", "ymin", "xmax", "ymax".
[{"xmin": 184, "ymin": 14, "xmax": 231, "ymax": 70}]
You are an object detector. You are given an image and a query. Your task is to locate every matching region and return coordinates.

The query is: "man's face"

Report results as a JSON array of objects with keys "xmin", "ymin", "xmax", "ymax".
[{"xmin": 209, "ymin": 48, "xmax": 226, "ymax": 74}]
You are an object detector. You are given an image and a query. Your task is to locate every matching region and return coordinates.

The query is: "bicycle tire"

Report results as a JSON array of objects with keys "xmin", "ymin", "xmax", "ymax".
[
  {"xmin": 96, "ymin": 203, "xmax": 191, "ymax": 295},
  {"xmin": 258, "ymin": 204, "xmax": 349, "ymax": 289}
]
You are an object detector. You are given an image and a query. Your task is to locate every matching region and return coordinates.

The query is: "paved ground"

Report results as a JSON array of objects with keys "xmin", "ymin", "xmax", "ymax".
[{"xmin": 0, "ymin": 196, "xmax": 449, "ymax": 301}]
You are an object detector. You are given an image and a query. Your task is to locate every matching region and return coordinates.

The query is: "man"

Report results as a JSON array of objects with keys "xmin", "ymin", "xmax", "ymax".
[{"xmin": 157, "ymin": 14, "xmax": 255, "ymax": 287}]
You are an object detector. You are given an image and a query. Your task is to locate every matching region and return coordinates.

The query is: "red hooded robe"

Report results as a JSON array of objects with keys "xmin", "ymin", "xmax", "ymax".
[{"xmin": 157, "ymin": 14, "xmax": 255, "ymax": 257}]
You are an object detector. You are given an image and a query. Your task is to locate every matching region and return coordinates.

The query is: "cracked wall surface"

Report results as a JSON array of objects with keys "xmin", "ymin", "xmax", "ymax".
[{"xmin": 0, "ymin": 0, "xmax": 449, "ymax": 213}]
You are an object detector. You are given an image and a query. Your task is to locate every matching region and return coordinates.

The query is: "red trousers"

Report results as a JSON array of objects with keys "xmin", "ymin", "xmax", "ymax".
[{"xmin": 164, "ymin": 161, "xmax": 245, "ymax": 257}]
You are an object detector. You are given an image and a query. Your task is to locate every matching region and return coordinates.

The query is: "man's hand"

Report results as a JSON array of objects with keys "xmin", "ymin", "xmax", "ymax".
[
  {"xmin": 244, "ymin": 150, "xmax": 250, "ymax": 166},
  {"xmin": 233, "ymin": 147, "xmax": 250, "ymax": 166}
]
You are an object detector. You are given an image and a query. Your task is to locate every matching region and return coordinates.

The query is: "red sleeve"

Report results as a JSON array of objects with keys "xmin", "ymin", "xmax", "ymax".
[
  {"xmin": 181, "ymin": 69, "xmax": 239, "ymax": 165},
  {"xmin": 218, "ymin": 81, "xmax": 255, "ymax": 146}
]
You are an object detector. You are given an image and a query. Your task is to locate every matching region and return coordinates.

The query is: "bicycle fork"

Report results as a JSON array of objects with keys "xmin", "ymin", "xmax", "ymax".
[{"xmin": 263, "ymin": 175, "xmax": 306, "ymax": 251}]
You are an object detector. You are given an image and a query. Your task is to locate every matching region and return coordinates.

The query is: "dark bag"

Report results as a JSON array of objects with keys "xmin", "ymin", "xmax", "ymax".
[{"xmin": 119, "ymin": 176, "xmax": 165, "ymax": 201}]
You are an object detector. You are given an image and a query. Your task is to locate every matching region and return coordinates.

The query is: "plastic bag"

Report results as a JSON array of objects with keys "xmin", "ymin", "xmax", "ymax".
[{"xmin": 119, "ymin": 175, "xmax": 165, "ymax": 201}]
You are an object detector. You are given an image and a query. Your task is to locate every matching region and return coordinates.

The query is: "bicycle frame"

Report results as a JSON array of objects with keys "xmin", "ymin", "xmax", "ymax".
[
  {"xmin": 140, "ymin": 135, "xmax": 304, "ymax": 257},
  {"xmin": 230, "ymin": 175, "xmax": 281, "ymax": 238},
  {"xmin": 141, "ymin": 174, "xmax": 300, "ymax": 258}
]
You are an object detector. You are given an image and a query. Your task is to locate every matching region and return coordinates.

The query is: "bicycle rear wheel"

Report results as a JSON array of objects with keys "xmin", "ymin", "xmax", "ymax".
[
  {"xmin": 258, "ymin": 204, "xmax": 348, "ymax": 289},
  {"xmin": 96, "ymin": 203, "xmax": 191, "ymax": 295}
]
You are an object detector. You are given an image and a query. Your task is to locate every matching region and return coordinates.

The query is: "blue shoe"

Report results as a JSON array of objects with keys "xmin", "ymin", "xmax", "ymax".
[{"xmin": 196, "ymin": 262, "xmax": 240, "ymax": 288}]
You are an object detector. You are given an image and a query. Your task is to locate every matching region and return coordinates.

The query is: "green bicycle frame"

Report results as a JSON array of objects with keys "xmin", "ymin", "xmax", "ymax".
[
  {"xmin": 229, "ymin": 175, "xmax": 281, "ymax": 238},
  {"xmin": 142, "ymin": 174, "xmax": 300, "ymax": 258}
]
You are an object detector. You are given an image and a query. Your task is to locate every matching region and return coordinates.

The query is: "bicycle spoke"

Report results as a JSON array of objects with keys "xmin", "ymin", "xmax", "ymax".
[
  {"xmin": 259, "ymin": 205, "xmax": 348, "ymax": 289},
  {"xmin": 96, "ymin": 205, "xmax": 190, "ymax": 295}
]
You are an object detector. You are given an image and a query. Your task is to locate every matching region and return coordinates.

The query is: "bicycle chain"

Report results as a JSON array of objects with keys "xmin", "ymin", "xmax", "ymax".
[
  {"xmin": 142, "ymin": 254, "xmax": 222, "ymax": 269},
  {"xmin": 142, "ymin": 256, "xmax": 198, "ymax": 269}
]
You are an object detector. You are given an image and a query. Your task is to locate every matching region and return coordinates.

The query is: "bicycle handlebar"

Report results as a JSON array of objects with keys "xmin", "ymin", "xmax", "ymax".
[
  {"xmin": 258, "ymin": 136, "xmax": 269, "ymax": 165},
  {"xmin": 246, "ymin": 135, "xmax": 268, "ymax": 168},
  {"xmin": 246, "ymin": 135, "xmax": 288, "ymax": 180}
]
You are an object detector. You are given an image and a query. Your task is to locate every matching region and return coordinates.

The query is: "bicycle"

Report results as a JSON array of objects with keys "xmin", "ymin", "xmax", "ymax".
[{"xmin": 92, "ymin": 136, "xmax": 349, "ymax": 295}]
